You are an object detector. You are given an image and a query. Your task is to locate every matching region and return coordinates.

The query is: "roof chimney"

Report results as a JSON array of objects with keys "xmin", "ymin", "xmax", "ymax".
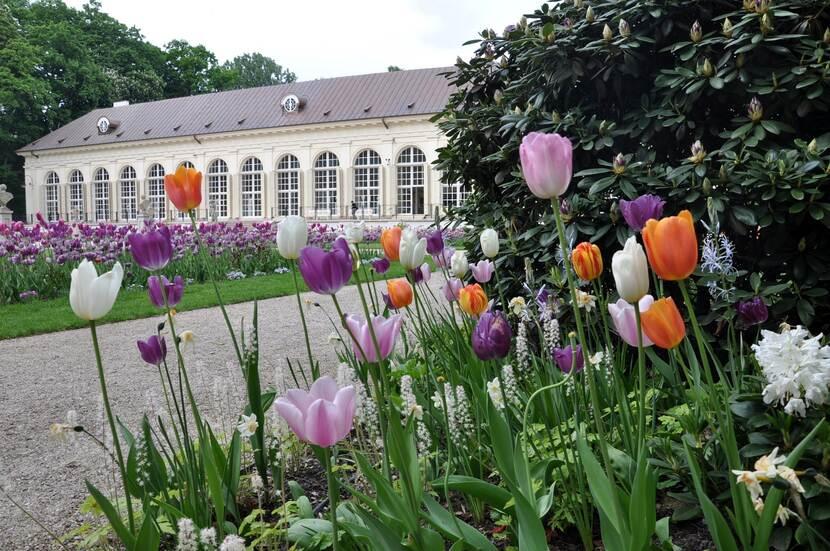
[{"xmin": 113, "ymin": 100, "xmax": 130, "ymax": 108}]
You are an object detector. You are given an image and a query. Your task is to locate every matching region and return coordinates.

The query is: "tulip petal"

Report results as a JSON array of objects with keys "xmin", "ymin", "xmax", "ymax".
[
  {"xmin": 304, "ymin": 399, "xmax": 340, "ymax": 447},
  {"xmin": 333, "ymin": 386, "xmax": 356, "ymax": 440},
  {"xmin": 275, "ymin": 399, "xmax": 307, "ymax": 442},
  {"xmin": 310, "ymin": 376, "xmax": 338, "ymax": 402},
  {"xmin": 284, "ymin": 389, "xmax": 313, "ymax": 414}
]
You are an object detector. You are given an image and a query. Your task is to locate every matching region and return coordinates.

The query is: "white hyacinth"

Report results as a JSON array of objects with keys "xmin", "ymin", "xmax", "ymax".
[
  {"xmin": 501, "ymin": 364, "xmax": 521, "ymax": 407},
  {"xmin": 219, "ymin": 534, "xmax": 247, "ymax": 551},
  {"xmin": 752, "ymin": 325, "xmax": 830, "ymax": 416},
  {"xmin": 175, "ymin": 518, "xmax": 197, "ymax": 551},
  {"xmin": 199, "ymin": 527, "xmax": 217, "ymax": 547},
  {"xmin": 515, "ymin": 314, "xmax": 531, "ymax": 375}
]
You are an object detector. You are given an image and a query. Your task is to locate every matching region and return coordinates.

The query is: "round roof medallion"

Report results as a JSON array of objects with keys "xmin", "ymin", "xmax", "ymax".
[
  {"xmin": 281, "ymin": 94, "xmax": 299, "ymax": 113},
  {"xmin": 97, "ymin": 116, "xmax": 111, "ymax": 134}
]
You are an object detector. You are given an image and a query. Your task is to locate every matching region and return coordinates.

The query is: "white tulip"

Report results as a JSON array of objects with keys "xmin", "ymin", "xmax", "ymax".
[
  {"xmin": 69, "ymin": 259, "xmax": 124, "ymax": 321},
  {"xmin": 398, "ymin": 227, "xmax": 427, "ymax": 270},
  {"xmin": 480, "ymin": 228, "xmax": 499, "ymax": 258},
  {"xmin": 277, "ymin": 216, "xmax": 308, "ymax": 260},
  {"xmin": 450, "ymin": 250, "xmax": 469, "ymax": 278},
  {"xmin": 345, "ymin": 221, "xmax": 365, "ymax": 244},
  {"xmin": 611, "ymin": 236, "xmax": 650, "ymax": 303}
]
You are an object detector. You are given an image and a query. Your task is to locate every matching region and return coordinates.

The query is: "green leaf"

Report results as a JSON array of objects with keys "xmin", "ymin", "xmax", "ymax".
[
  {"xmin": 682, "ymin": 443, "xmax": 739, "ymax": 551},
  {"xmin": 628, "ymin": 450, "xmax": 656, "ymax": 551},
  {"xmin": 576, "ymin": 433, "xmax": 627, "ymax": 540},
  {"xmin": 85, "ymin": 481, "xmax": 135, "ymax": 549},
  {"xmin": 135, "ymin": 505, "xmax": 161, "ymax": 551},
  {"xmin": 422, "ymin": 494, "xmax": 497, "ymax": 550},
  {"xmin": 431, "ymin": 475, "xmax": 511, "ymax": 509},
  {"xmin": 286, "ymin": 518, "xmax": 332, "ymax": 546},
  {"xmin": 732, "ymin": 206, "xmax": 757, "ymax": 226}
]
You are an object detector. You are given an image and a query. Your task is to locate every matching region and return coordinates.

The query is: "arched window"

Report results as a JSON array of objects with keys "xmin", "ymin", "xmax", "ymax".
[
  {"xmin": 240, "ymin": 157, "xmax": 264, "ymax": 217},
  {"xmin": 68, "ymin": 169, "xmax": 85, "ymax": 221},
  {"xmin": 93, "ymin": 168, "xmax": 110, "ymax": 221},
  {"xmin": 276, "ymin": 154, "xmax": 300, "ymax": 216},
  {"xmin": 442, "ymin": 182, "xmax": 468, "ymax": 209},
  {"xmin": 354, "ymin": 149, "xmax": 381, "ymax": 215},
  {"xmin": 206, "ymin": 159, "xmax": 229, "ymax": 219},
  {"xmin": 119, "ymin": 166, "xmax": 137, "ymax": 221},
  {"xmin": 147, "ymin": 164, "xmax": 166, "ymax": 219},
  {"xmin": 178, "ymin": 161, "xmax": 195, "ymax": 169},
  {"xmin": 44, "ymin": 171, "xmax": 60, "ymax": 221},
  {"xmin": 396, "ymin": 147, "xmax": 426, "ymax": 215},
  {"xmin": 313, "ymin": 152, "xmax": 339, "ymax": 215}
]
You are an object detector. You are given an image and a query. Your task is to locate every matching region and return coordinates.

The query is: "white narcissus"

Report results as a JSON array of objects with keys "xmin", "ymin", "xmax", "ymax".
[
  {"xmin": 480, "ymin": 228, "xmax": 499, "ymax": 258},
  {"xmin": 611, "ymin": 236, "xmax": 650, "ymax": 303},
  {"xmin": 398, "ymin": 227, "xmax": 427, "ymax": 270},
  {"xmin": 69, "ymin": 259, "xmax": 124, "ymax": 321},
  {"xmin": 277, "ymin": 215, "xmax": 308, "ymax": 260},
  {"xmin": 450, "ymin": 250, "xmax": 469, "ymax": 278}
]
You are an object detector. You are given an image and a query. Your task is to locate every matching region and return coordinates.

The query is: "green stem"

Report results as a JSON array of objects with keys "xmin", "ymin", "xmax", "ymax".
[
  {"xmin": 89, "ymin": 321, "xmax": 135, "ymax": 533},
  {"xmin": 633, "ymin": 302, "xmax": 647, "ymax": 451},
  {"xmin": 290, "ymin": 259, "xmax": 317, "ymax": 379},
  {"xmin": 323, "ymin": 449, "xmax": 340, "ymax": 551}
]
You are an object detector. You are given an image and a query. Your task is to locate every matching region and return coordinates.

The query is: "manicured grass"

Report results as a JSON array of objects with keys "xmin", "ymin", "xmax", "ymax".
[{"xmin": 0, "ymin": 264, "xmax": 408, "ymax": 340}]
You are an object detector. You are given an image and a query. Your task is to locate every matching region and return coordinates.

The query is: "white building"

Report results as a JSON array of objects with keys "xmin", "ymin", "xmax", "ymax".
[{"xmin": 17, "ymin": 67, "xmax": 464, "ymax": 224}]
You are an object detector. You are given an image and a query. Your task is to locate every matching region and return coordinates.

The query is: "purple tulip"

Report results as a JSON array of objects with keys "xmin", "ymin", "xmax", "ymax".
[
  {"xmin": 553, "ymin": 345, "xmax": 584, "ymax": 373},
  {"xmin": 148, "ymin": 275, "xmax": 184, "ymax": 308},
  {"xmin": 411, "ymin": 263, "xmax": 431, "ymax": 284},
  {"xmin": 371, "ymin": 257, "xmax": 390, "ymax": 274},
  {"xmin": 128, "ymin": 226, "xmax": 173, "ymax": 271},
  {"xmin": 137, "ymin": 335, "xmax": 167, "ymax": 366},
  {"xmin": 426, "ymin": 230, "xmax": 445, "ymax": 255},
  {"xmin": 274, "ymin": 376, "xmax": 356, "ymax": 448},
  {"xmin": 382, "ymin": 292, "xmax": 395, "ymax": 310},
  {"xmin": 298, "ymin": 237, "xmax": 353, "ymax": 295},
  {"xmin": 608, "ymin": 296, "xmax": 654, "ymax": 347},
  {"xmin": 471, "ymin": 260, "xmax": 495, "ymax": 283},
  {"xmin": 619, "ymin": 195, "xmax": 665, "ymax": 232},
  {"xmin": 737, "ymin": 297, "xmax": 768, "ymax": 327},
  {"xmin": 519, "ymin": 132, "xmax": 573, "ymax": 199},
  {"xmin": 442, "ymin": 277, "xmax": 463, "ymax": 302},
  {"xmin": 434, "ymin": 247, "xmax": 455, "ymax": 269},
  {"xmin": 472, "ymin": 311, "xmax": 512, "ymax": 360},
  {"xmin": 344, "ymin": 314, "xmax": 403, "ymax": 363}
]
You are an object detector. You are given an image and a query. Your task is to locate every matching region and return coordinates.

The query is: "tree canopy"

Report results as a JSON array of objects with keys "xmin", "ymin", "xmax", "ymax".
[{"xmin": 0, "ymin": 0, "xmax": 295, "ymax": 216}]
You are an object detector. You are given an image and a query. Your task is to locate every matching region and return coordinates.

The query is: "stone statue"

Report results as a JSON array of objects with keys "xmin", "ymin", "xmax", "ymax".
[
  {"xmin": 137, "ymin": 194, "xmax": 154, "ymax": 220},
  {"xmin": 0, "ymin": 184, "xmax": 12, "ymax": 222}
]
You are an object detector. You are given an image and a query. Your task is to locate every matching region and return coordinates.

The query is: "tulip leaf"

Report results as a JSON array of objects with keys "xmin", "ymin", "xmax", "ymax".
[
  {"xmin": 422, "ymin": 494, "xmax": 498, "ymax": 551},
  {"xmin": 85, "ymin": 480, "xmax": 136, "ymax": 549}
]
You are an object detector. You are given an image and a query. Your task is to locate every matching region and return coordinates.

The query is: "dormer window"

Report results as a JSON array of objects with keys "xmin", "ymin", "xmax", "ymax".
[
  {"xmin": 97, "ymin": 116, "xmax": 111, "ymax": 134},
  {"xmin": 281, "ymin": 94, "xmax": 300, "ymax": 113}
]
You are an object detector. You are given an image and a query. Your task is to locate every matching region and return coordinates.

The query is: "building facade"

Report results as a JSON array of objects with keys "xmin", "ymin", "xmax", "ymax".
[{"xmin": 17, "ymin": 67, "xmax": 464, "ymax": 224}]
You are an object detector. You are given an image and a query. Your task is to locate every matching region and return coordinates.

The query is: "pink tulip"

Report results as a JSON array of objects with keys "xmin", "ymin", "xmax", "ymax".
[
  {"xmin": 471, "ymin": 259, "xmax": 495, "ymax": 283},
  {"xmin": 519, "ymin": 132, "xmax": 573, "ymax": 199},
  {"xmin": 344, "ymin": 314, "xmax": 403, "ymax": 363},
  {"xmin": 608, "ymin": 295, "xmax": 655, "ymax": 348},
  {"xmin": 442, "ymin": 277, "xmax": 463, "ymax": 302},
  {"xmin": 274, "ymin": 376, "xmax": 356, "ymax": 448}
]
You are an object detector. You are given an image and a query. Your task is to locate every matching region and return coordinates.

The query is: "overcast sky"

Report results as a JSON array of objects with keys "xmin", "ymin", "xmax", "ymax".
[{"xmin": 64, "ymin": 0, "xmax": 541, "ymax": 79}]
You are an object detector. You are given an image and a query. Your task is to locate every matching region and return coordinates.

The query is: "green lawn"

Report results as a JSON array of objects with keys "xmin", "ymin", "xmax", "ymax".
[{"xmin": 0, "ymin": 265, "xmax": 407, "ymax": 340}]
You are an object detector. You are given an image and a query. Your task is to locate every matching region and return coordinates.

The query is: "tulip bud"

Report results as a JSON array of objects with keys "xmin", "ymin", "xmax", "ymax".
[
  {"xmin": 519, "ymin": 132, "xmax": 573, "ymax": 199},
  {"xmin": 612, "ymin": 153, "xmax": 626, "ymax": 175},
  {"xmin": 702, "ymin": 178, "xmax": 713, "ymax": 196},
  {"xmin": 610, "ymin": 201, "xmax": 620, "ymax": 224},
  {"xmin": 690, "ymin": 20, "xmax": 702, "ymax": 43},
  {"xmin": 619, "ymin": 19, "xmax": 631, "ymax": 38},
  {"xmin": 277, "ymin": 216, "xmax": 308, "ymax": 260},
  {"xmin": 603, "ymin": 23, "xmax": 613, "ymax": 42},
  {"xmin": 807, "ymin": 138, "xmax": 818, "ymax": 155},
  {"xmin": 824, "ymin": 28, "xmax": 830, "ymax": 44},
  {"xmin": 480, "ymin": 228, "xmax": 500, "ymax": 258},
  {"xmin": 689, "ymin": 140, "xmax": 706, "ymax": 164},
  {"xmin": 743, "ymin": 0, "xmax": 755, "ymax": 11},
  {"xmin": 760, "ymin": 13, "xmax": 773, "ymax": 35},
  {"xmin": 701, "ymin": 58, "xmax": 714, "ymax": 78},
  {"xmin": 719, "ymin": 164, "xmax": 728, "ymax": 180},
  {"xmin": 451, "ymin": 250, "xmax": 469, "ymax": 277},
  {"xmin": 586, "ymin": 6, "xmax": 595, "ymax": 23},
  {"xmin": 748, "ymin": 96, "xmax": 764, "ymax": 122},
  {"xmin": 398, "ymin": 227, "xmax": 427, "ymax": 270},
  {"xmin": 611, "ymin": 237, "xmax": 649, "ymax": 303},
  {"xmin": 70, "ymin": 260, "xmax": 124, "ymax": 321},
  {"xmin": 493, "ymin": 89, "xmax": 504, "ymax": 105},
  {"xmin": 345, "ymin": 221, "xmax": 365, "ymax": 243},
  {"xmin": 722, "ymin": 18, "xmax": 733, "ymax": 38},
  {"xmin": 755, "ymin": 0, "xmax": 769, "ymax": 14}
]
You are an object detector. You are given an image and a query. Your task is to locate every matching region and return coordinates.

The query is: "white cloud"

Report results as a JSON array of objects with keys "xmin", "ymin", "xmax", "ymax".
[{"xmin": 64, "ymin": 0, "xmax": 540, "ymax": 78}]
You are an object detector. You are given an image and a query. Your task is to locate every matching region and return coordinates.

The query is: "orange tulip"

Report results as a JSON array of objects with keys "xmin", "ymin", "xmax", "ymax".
[
  {"xmin": 386, "ymin": 278, "xmax": 413, "ymax": 309},
  {"xmin": 380, "ymin": 227, "xmax": 402, "ymax": 261},
  {"xmin": 641, "ymin": 297, "xmax": 686, "ymax": 349},
  {"xmin": 642, "ymin": 210, "xmax": 698, "ymax": 281},
  {"xmin": 164, "ymin": 165, "xmax": 202, "ymax": 212},
  {"xmin": 458, "ymin": 283, "xmax": 489, "ymax": 317},
  {"xmin": 571, "ymin": 242, "xmax": 603, "ymax": 281}
]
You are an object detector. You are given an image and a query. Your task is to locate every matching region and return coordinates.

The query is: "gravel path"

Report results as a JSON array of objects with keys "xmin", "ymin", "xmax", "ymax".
[{"xmin": 0, "ymin": 278, "xmax": 446, "ymax": 549}]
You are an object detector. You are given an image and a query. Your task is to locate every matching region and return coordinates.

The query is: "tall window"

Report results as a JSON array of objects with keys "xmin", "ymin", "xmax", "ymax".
[
  {"xmin": 69, "ymin": 170, "xmax": 85, "ymax": 220},
  {"xmin": 240, "ymin": 157, "xmax": 263, "ymax": 217},
  {"xmin": 119, "ymin": 166, "xmax": 137, "ymax": 220},
  {"xmin": 147, "ymin": 164, "xmax": 166, "ymax": 219},
  {"xmin": 396, "ymin": 147, "xmax": 426, "ymax": 215},
  {"xmin": 313, "ymin": 152, "xmax": 339, "ymax": 215},
  {"xmin": 354, "ymin": 149, "xmax": 381, "ymax": 215},
  {"xmin": 44, "ymin": 171, "xmax": 60, "ymax": 221},
  {"xmin": 207, "ymin": 159, "xmax": 229, "ymax": 219},
  {"xmin": 93, "ymin": 168, "xmax": 110, "ymax": 221},
  {"xmin": 276, "ymin": 154, "xmax": 300, "ymax": 216},
  {"xmin": 442, "ymin": 183, "xmax": 468, "ymax": 209}
]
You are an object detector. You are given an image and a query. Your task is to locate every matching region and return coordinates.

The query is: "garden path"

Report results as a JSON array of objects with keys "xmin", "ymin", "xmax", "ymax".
[{"xmin": 0, "ymin": 277, "xmax": 446, "ymax": 549}]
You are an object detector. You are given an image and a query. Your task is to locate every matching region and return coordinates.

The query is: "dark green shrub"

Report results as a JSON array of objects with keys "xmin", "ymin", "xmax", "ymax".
[{"xmin": 436, "ymin": 0, "xmax": 830, "ymax": 330}]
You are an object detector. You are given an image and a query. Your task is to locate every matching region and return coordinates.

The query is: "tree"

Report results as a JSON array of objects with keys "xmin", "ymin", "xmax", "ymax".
[
  {"xmin": 218, "ymin": 52, "xmax": 296, "ymax": 89},
  {"xmin": 387, "ymin": 65, "xmax": 402, "ymax": 72},
  {"xmin": 162, "ymin": 39, "xmax": 220, "ymax": 97}
]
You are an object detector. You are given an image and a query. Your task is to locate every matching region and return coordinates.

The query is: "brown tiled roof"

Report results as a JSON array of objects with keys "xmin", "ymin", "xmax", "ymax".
[{"xmin": 19, "ymin": 67, "xmax": 455, "ymax": 153}]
